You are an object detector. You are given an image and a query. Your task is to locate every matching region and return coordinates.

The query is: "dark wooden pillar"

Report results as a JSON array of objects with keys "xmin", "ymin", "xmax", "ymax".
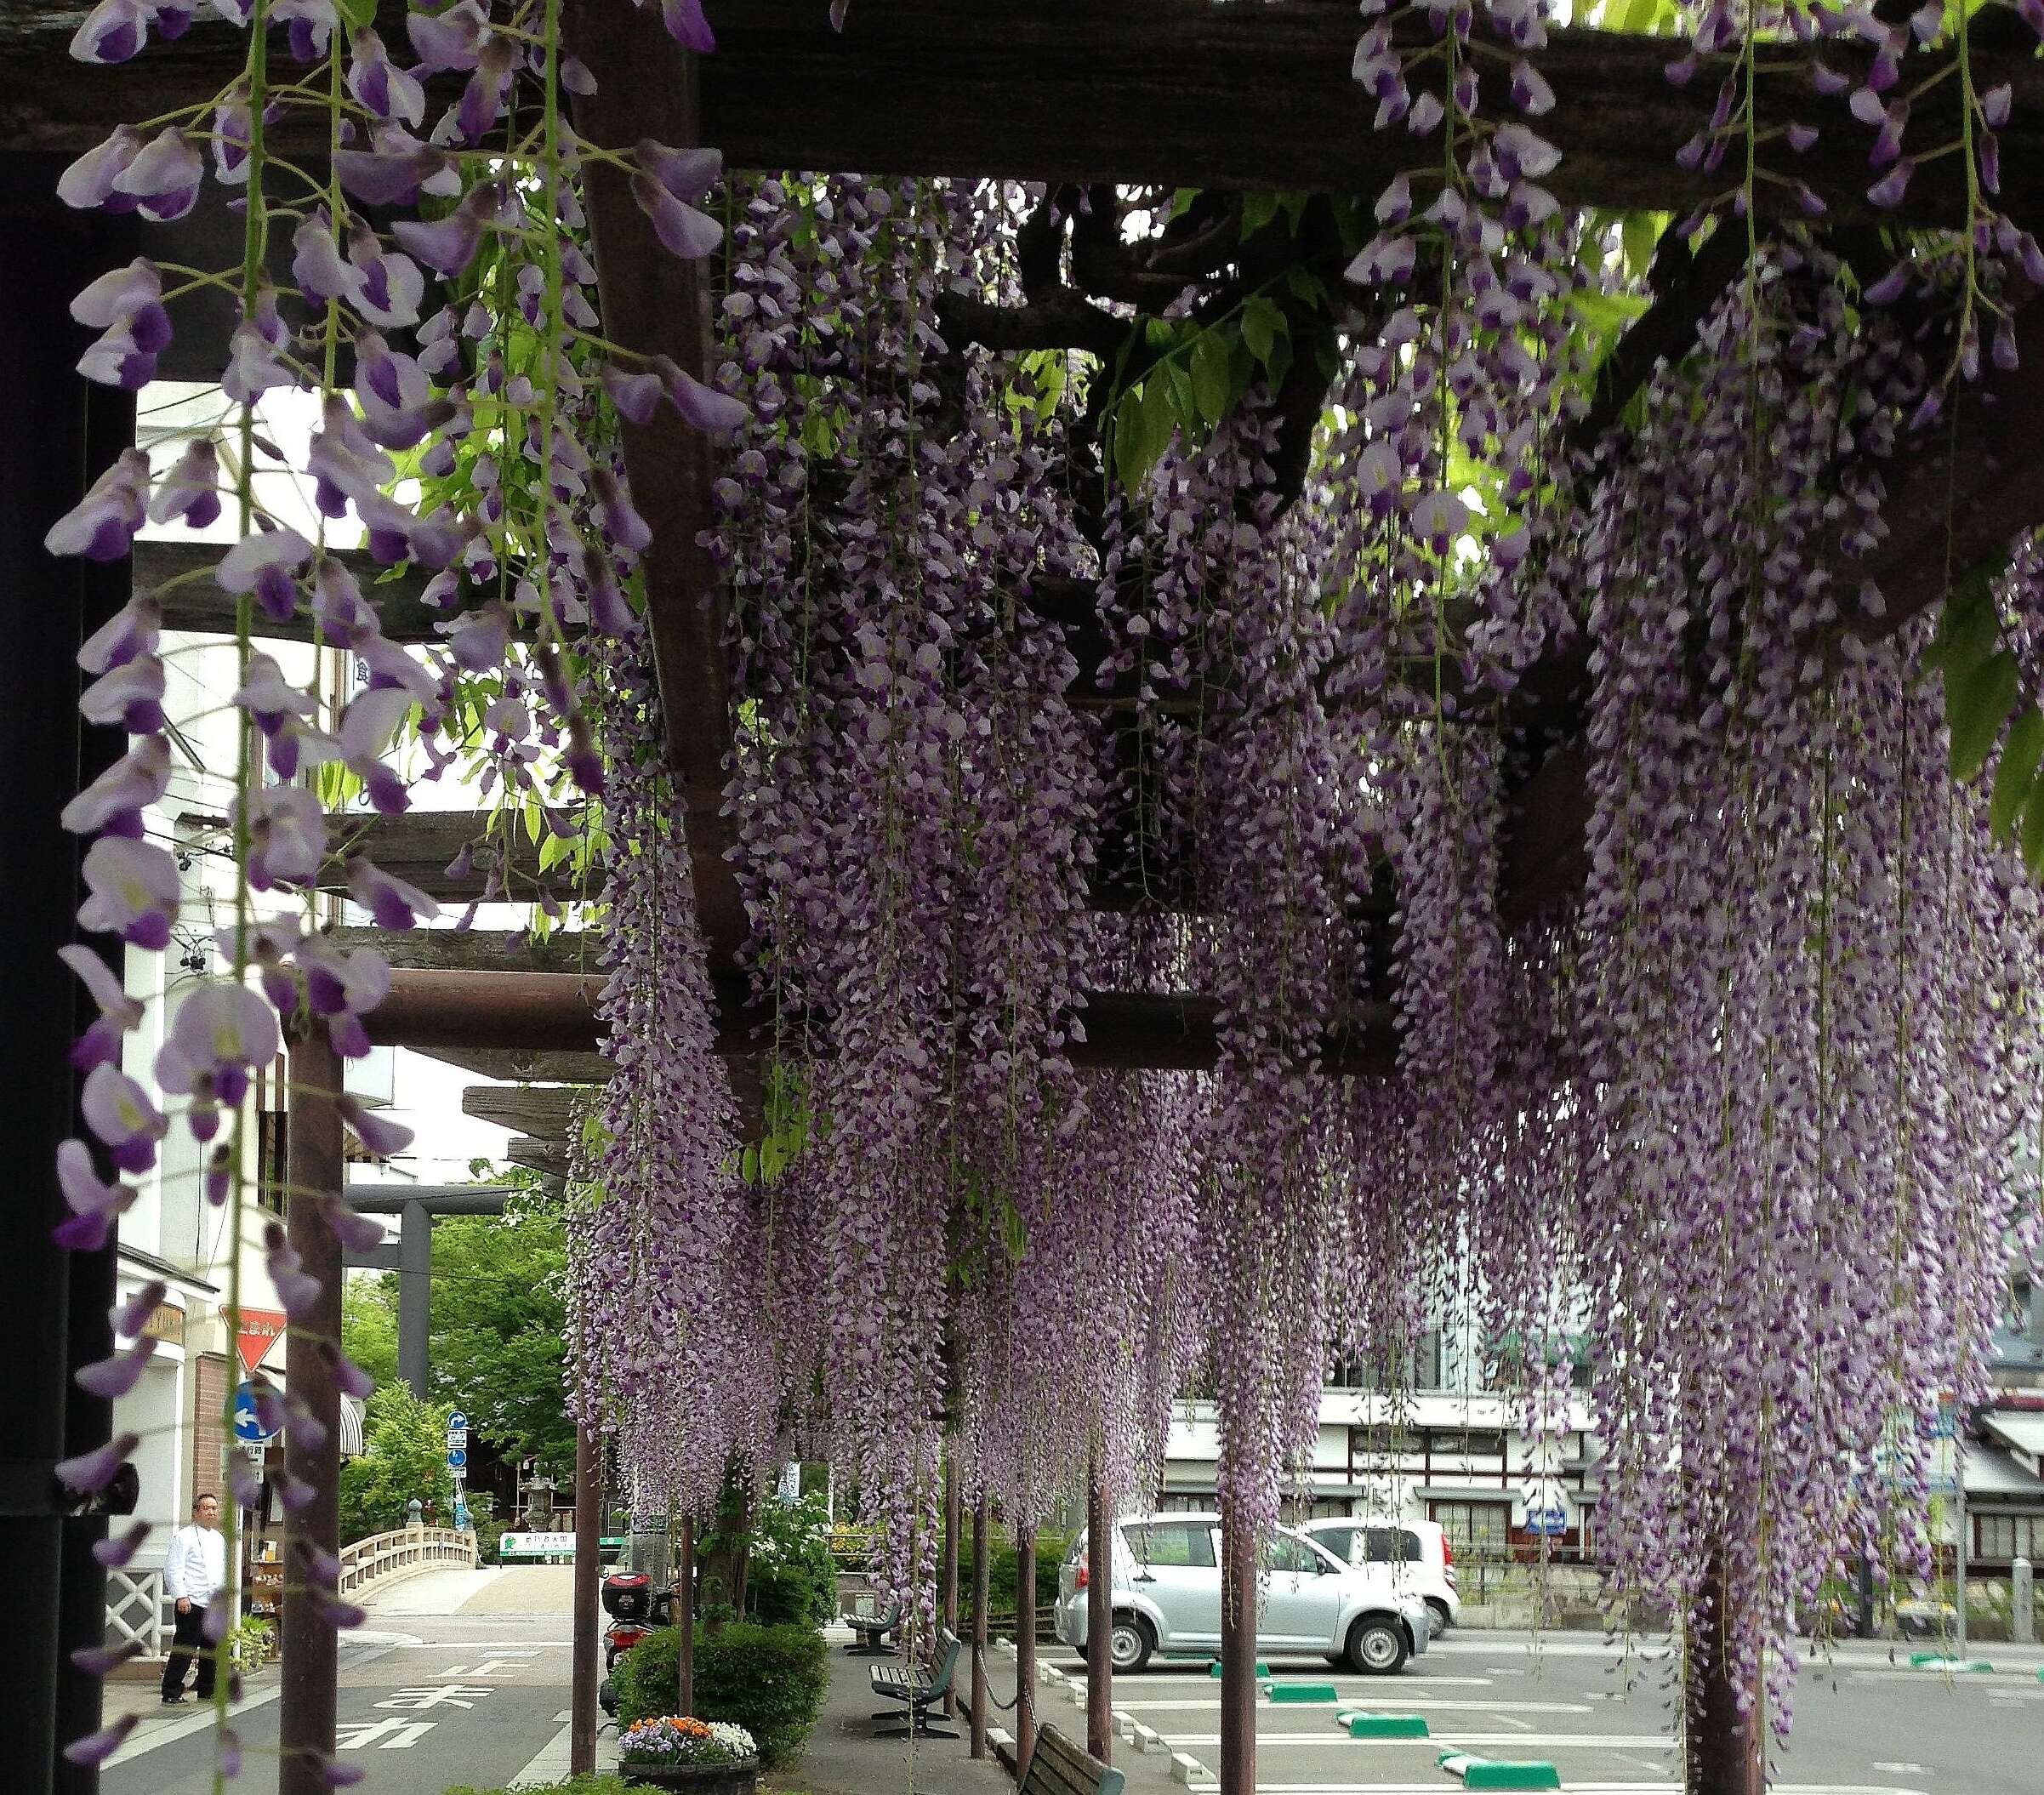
[
  {"xmin": 570, "ymin": 1425, "xmax": 601, "ymax": 1773},
  {"xmin": 279, "ymin": 1033, "xmax": 344, "ymax": 1795},
  {"xmin": 1218, "ymin": 1502, "xmax": 1257, "ymax": 1795},
  {"xmin": 0, "ymin": 154, "xmax": 130, "ymax": 1795},
  {"xmin": 1086, "ymin": 1470, "xmax": 1113, "ymax": 1760},
  {"xmin": 1015, "ymin": 1524, "xmax": 1038, "ymax": 1775},
  {"xmin": 676, "ymin": 1513, "xmax": 695, "ymax": 1715},
  {"xmin": 942, "ymin": 1453, "xmax": 960, "ymax": 1715},
  {"xmin": 970, "ymin": 1493, "xmax": 990, "ymax": 1758},
  {"xmin": 1683, "ymin": 1554, "xmax": 1762, "ymax": 1795}
]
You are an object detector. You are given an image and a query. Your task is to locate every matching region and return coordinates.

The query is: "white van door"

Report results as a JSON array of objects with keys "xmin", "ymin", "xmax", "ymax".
[
  {"xmin": 1126, "ymin": 1519, "xmax": 1222, "ymax": 1653},
  {"xmin": 1257, "ymin": 1530, "xmax": 1346, "ymax": 1648}
]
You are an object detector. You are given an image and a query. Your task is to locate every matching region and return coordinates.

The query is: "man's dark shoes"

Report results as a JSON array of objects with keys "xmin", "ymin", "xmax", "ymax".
[{"xmin": 161, "ymin": 1694, "xmax": 188, "ymax": 1705}]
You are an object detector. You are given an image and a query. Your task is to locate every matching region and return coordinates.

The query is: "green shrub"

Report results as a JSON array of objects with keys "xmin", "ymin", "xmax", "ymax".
[
  {"xmin": 614, "ymin": 1622, "xmax": 828, "ymax": 1768},
  {"xmin": 746, "ymin": 1495, "xmax": 838, "ymax": 1627},
  {"xmin": 978, "ymin": 1528, "xmax": 1071, "ymax": 1624}
]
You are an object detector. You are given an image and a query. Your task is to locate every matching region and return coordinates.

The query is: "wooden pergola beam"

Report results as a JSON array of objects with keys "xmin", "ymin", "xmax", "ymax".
[
  {"xmin": 362, "ymin": 964, "xmax": 1400, "ymax": 1077},
  {"xmin": 566, "ymin": 0, "xmax": 750, "ymax": 977},
  {"xmin": 6, "ymin": 3, "xmax": 2041, "ymax": 231}
]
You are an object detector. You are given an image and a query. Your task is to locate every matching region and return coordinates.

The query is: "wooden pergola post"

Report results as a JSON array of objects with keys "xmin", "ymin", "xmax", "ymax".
[
  {"xmin": 1685, "ymin": 1553, "xmax": 1762, "ymax": 1795},
  {"xmin": 970, "ymin": 1492, "xmax": 990, "ymax": 1758},
  {"xmin": 278, "ymin": 1032, "xmax": 344, "ymax": 1795},
  {"xmin": 1015, "ymin": 1524, "xmax": 1038, "ymax": 1775},
  {"xmin": 1217, "ymin": 1501, "xmax": 1256, "ymax": 1795},
  {"xmin": 569, "ymin": 1424, "xmax": 601, "ymax": 1774},
  {"xmin": 1086, "ymin": 1467, "xmax": 1113, "ymax": 1761},
  {"xmin": 942, "ymin": 1451, "xmax": 961, "ymax": 1716},
  {"xmin": 676, "ymin": 1513, "xmax": 695, "ymax": 1714}
]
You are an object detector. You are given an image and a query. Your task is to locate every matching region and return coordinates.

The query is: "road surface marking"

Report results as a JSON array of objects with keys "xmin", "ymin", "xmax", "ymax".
[
  {"xmin": 374, "ymin": 1683, "xmax": 495, "ymax": 1711},
  {"xmin": 337, "ymin": 1716, "xmax": 436, "ymax": 1749}
]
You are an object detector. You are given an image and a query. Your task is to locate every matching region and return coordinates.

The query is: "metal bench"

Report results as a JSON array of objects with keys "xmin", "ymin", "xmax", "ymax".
[
  {"xmin": 870, "ymin": 1625, "xmax": 962, "ymax": 1739},
  {"xmin": 1020, "ymin": 1723, "xmax": 1124, "ymax": 1795},
  {"xmin": 845, "ymin": 1597, "xmax": 902, "ymax": 1655}
]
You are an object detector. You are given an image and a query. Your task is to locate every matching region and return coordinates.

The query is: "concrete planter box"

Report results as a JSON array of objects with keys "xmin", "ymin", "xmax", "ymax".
[{"xmin": 623, "ymin": 1759, "xmax": 760, "ymax": 1795}]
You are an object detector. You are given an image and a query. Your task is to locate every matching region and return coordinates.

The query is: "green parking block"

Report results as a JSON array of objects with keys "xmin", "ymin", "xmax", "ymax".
[
  {"xmin": 1266, "ymin": 1681, "xmax": 1339, "ymax": 1703},
  {"xmin": 1462, "ymin": 1768, "xmax": 1562, "ymax": 1792},
  {"xmin": 1437, "ymin": 1751, "xmax": 1563, "ymax": 1792},
  {"xmin": 1209, "ymin": 1660, "xmax": 1271, "ymax": 1678},
  {"xmin": 1345, "ymin": 1712, "xmax": 1430, "ymax": 1739},
  {"xmin": 1907, "ymin": 1651, "xmax": 1996, "ymax": 1672}
]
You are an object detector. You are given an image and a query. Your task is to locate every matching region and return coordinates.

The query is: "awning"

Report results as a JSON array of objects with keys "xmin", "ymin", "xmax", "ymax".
[
  {"xmin": 339, "ymin": 1395, "xmax": 367, "ymax": 1458},
  {"xmin": 1979, "ymin": 1413, "xmax": 2044, "ymax": 1467}
]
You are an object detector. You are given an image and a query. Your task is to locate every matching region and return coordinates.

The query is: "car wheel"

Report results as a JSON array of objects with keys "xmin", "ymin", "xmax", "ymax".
[
  {"xmin": 1346, "ymin": 1616, "xmax": 1409, "ymax": 1676},
  {"xmin": 1425, "ymin": 1599, "xmax": 1451, "ymax": 1638},
  {"xmin": 1109, "ymin": 1614, "xmax": 1155, "ymax": 1673}
]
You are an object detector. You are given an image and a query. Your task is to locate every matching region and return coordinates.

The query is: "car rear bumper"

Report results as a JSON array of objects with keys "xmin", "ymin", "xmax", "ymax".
[{"xmin": 1054, "ymin": 1592, "xmax": 1088, "ymax": 1647}]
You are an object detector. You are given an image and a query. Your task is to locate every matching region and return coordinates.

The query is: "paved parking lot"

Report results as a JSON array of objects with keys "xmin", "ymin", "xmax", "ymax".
[{"xmin": 1019, "ymin": 1632, "xmax": 2044, "ymax": 1795}]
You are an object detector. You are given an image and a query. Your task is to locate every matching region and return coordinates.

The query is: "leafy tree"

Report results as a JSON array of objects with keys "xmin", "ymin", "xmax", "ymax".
[
  {"xmin": 338, "ymin": 1384, "xmax": 456, "ymax": 1544},
  {"xmin": 424, "ymin": 1171, "xmax": 575, "ymax": 1474},
  {"xmin": 743, "ymin": 1492, "xmax": 838, "ymax": 1627},
  {"xmin": 340, "ymin": 1274, "xmax": 399, "ymax": 1393},
  {"xmin": 337, "ymin": 1163, "xmax": 576, "ymax": 1479}
]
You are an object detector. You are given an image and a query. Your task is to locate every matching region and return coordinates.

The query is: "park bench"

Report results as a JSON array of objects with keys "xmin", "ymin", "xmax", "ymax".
[
  {"xmin": 870, "ymin": 1625, "xmax": 962, "ymax": 1739},
  {"xmin": 1019, "ymin": 1724, "xmax": 1125, "ymax": 1795},
  {"xmin": 845, "ymin": 1597, "xmax": 902, "ymax": 1655}
]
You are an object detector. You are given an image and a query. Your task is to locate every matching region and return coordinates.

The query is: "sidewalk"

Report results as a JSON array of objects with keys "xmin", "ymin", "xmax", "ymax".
[{"xmin": 791, "ymin": 1630, "xmax": 1191, "ymax": 1795}]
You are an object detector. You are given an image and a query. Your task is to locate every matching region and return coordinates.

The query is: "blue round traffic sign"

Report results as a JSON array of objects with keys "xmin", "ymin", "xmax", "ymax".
[
  {"xmin": 232, "ymin": 1382, "xmax": 279, "ymax": 1445},
  {"xmin": 447, "ymin": 1410, "xmax": 469, "ymax": 1431},
  {"xmin": 447, "ymin": 1446, "xmax": 468, "ymax": 1469}
]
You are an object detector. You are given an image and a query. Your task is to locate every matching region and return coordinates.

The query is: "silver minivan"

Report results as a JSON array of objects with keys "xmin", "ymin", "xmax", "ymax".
[{"xmin": 1053, "ymin": 1512, "xmax": 1431, "ymax": 1673}]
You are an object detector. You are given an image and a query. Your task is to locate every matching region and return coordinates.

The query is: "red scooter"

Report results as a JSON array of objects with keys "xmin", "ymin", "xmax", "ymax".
[{"xmin": 599, "ymin": 1570, "xmax": 675, "ymax": 1715}]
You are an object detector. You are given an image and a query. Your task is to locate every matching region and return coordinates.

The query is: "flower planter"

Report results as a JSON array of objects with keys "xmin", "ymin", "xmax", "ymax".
[{"xmin": 622, "ymin": 1758, "xmax": 760, "ymax": 1795}]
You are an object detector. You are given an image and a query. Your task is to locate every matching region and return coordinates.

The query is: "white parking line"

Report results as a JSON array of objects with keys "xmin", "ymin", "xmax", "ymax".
[
  {"xmin": 1119, "ymin": 1697, "xmax": 1591, "ymax": 1713},
  {"xmin": 1186, "ymin": 1786, "xmax": 1931, "ymax": 1795},
  {"xmin": 1111, "ymin": 1676, "xmax": 1499, "ymax": 1691},
  {"xmin": 1157, "ymin": 1733, "xmax": 1676, "ymax": 1750}
]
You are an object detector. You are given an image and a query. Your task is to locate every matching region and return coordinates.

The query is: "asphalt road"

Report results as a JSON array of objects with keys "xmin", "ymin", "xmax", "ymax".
[
  {"xmin": 102, "ymin": 1569, "xmax": 582, "ymax": 1795},
  {"xmin": 1037, "ymin": 1632, "xmax": 2044, "ymax": 1795}
]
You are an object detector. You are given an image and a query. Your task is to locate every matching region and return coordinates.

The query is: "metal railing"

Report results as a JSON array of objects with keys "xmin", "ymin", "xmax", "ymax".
[{"xmin": 337, "ymin": 1524, "xmax": 477, "ymax": 1598}]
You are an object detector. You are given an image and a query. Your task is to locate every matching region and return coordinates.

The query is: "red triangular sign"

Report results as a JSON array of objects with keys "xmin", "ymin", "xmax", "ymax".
[{"xmin": 236, "ymin": 1308, "xmax": 288, "ymax": 1379}]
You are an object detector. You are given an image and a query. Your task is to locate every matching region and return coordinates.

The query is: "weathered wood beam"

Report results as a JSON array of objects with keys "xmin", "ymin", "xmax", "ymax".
[
  {"xmin": 567, "ymin": 0, "xmax": 750, "ymax": 978},
  {"xmin": 328, "ymin": 924, "xmax": 603, "ymax": 977},
  {"xmin": 464, "ymin": 1083, "xmax": 588, "ymax": 1139},
  {"xmin": 1495, "ymin": 290, "xmax": 2044, "ymax": 931},
  {"xmin": 1572, "ymin": 221, "xmax": 1751, "ymax": 453},
  {"xmin": 145, "ymin": 540, "xmax": 444, "ymax": 644},
  {"xmin": 414, "ymin": 1043, "xmax": 615, "ymax": 1085},
  {"xmin": 315, "ymin": 811, "xmax": 600, "ymax": 903},
  {"xmin": 1831, "ymin": 292, "xmax": 2044, "ymax": 648},
  {"xmin": 10, "ymin": 3, "xmax": 2040, "ymax": 231},
  {"xmin": 506, "ymin": 1135, "xmax": 572, "ymax": 1180},
  {"xmin": 363, "ymin": 964, "xmax": 1399, "ymax": 1076}
]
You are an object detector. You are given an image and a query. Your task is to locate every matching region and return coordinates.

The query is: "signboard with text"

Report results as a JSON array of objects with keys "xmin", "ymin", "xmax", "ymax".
[{"xmin": 235, "ymin": 1308, "xmax": 289, "ymax": 1378}]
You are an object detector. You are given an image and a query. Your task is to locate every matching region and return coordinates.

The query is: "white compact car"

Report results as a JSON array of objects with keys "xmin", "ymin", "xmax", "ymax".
[
  {"xmin": 1298, "ymin": 1516, "xmax": 1460, "ymax": 1636},
  {"xmin": 1053, "ymin": 1513, "xmax": 1432, "ymax": 1674}
]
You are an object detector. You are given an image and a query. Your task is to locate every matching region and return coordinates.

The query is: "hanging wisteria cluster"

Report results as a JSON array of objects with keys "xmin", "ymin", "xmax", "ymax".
[
  {"xmin": 47, "ymin": 0, "xmax": 734, "ymax": 1779},
  {"xmin": 37, "ymin": 0, "xmax": 2044, "ymax": 1786}
]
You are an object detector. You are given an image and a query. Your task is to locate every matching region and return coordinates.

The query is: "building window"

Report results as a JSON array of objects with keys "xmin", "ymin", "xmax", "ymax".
[
  {"xmin": 1351, "ymin": 1422, "xmax": 1421, "ymax": 1456},
  {"xmin": 1428, "ymin": 1427, "xmax": 1506, "ymax": 1458},
  {"xmin": 1431, "ymin": 1500, "xmax": 1509, "ymax": 1557},
  {"xmin": 1978, "ymin": 1513, "xmax": 2044, "ymax": 1560}
]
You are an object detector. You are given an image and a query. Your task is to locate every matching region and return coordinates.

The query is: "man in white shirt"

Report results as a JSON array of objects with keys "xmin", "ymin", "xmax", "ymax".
[{"xmin": 161, "ymin": 1492, "xmax": 225, "ymax": 1703}]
